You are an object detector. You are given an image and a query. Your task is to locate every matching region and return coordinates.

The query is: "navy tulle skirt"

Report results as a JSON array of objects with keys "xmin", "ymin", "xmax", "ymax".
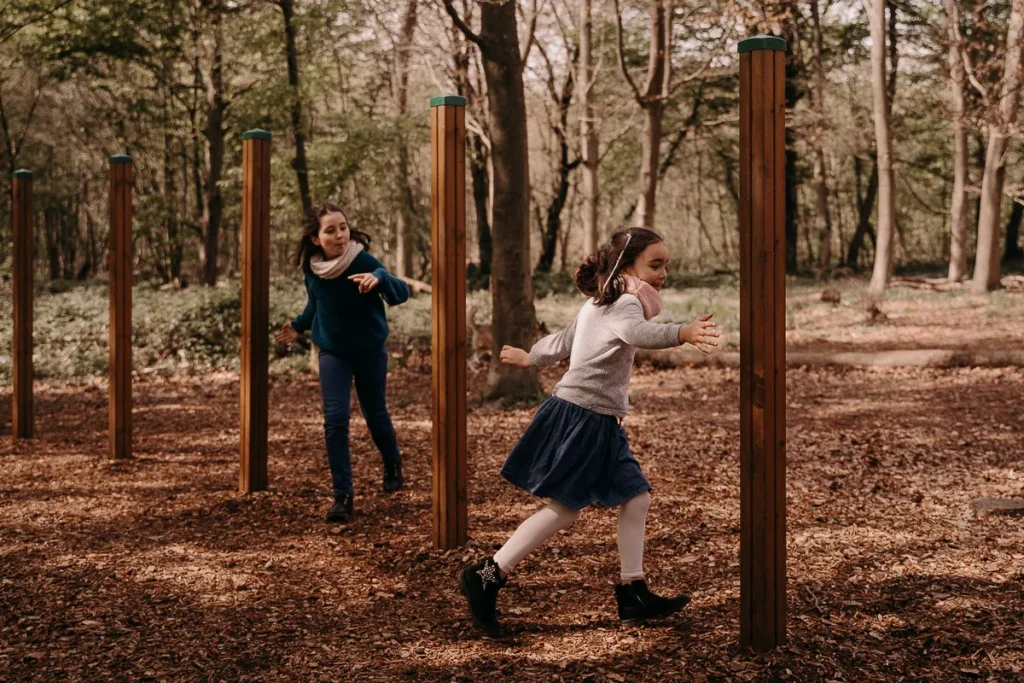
[{"xmin": 500, "ymin": 397, "xmax": 652, "ymax": 511}]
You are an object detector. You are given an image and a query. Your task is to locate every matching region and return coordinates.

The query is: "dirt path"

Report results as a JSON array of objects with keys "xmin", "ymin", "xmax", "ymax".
[{"xmin": 1, "ymin": 363, "xmax": 1022, "ymax": 681}]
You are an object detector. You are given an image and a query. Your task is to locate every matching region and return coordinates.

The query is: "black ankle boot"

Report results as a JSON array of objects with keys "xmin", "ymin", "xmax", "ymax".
[
  {"xmin": 383, "ymin": 458, "xmax": 403, "ymax": 493},
  {"xmin": 458, "ymin": 557, "xmax": 507, "ymax": 637},
  {"xmin": 325, "ymin": 492, "xmax": 353, "ymax": 523},
  {"xmin": 614, "ymin": 579, "xmax": 690, "ymax": 625}
]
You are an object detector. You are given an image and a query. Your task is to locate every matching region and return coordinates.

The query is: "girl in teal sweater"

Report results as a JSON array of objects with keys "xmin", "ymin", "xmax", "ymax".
[{"xmin": 276, "ymin": 203, "xmax": 410, "ymax": 523}]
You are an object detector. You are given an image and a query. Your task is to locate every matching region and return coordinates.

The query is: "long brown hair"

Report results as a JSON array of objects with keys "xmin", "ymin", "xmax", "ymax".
[
  {"xmin": 572, "ymin": 227, "xmax": 664, "ymax": 306},
  {"xmin": 294, "ymin": 202, "xmax": 373, "ymax": 275}
]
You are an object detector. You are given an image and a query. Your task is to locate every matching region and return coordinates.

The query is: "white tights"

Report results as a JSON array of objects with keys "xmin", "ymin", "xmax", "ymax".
[{"xmin": 492, "ymin": 491, "xmax": 651, "ymax": 582}]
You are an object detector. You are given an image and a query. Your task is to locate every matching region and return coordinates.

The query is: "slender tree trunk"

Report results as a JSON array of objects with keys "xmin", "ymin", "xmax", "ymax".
[
  {"xmin": 867, "ymin": 0, "xmax": 896, "ymax": 296},
  {"xmin": 847, "ymin": 157, "xmax": 878, "ymax": 269},
  {"xmin": 811, "ymin": 0, "xmax": 832, "ymax": 275},
  {"xmin": 84, "ymin": 179, "xmax": 98, "ymax": 277},
  {"xmin": 537, "ymin": 74, "xmax": 576, "ymax": 273},
  {"xmin": 634, "ymin": 1, "xmax": 669, "ymax": 228},
  {"xmin": 279, "ymin": 0, "xmax": 312, "ymax": 218},
  {"xmin": 164, "ymin": 123, "xmax": 182, "ymax": 284},
  {"xmin": 636, "ymin": 102, "xmax": 664, "ymax": 228},
  {"xmin": 60, "ymin": 201, "xmax": 76, "ymax": 280},
  {"xmin": 781, "ymin": 7, "xmax": 806, "ymax": 273},
  {"xmin": 393, "ymin": 0, "xmax": 418, "ymax": 278},
  {"xmin": 201, "ymin": 0, "xmax": 226, "ymax": 287},
  {"xmin": 1005, "ymin": 194, "xmax": 1023, "ymax": 262},
  {"xmin": 453, "ymin": 20, "xmax": 492, "ymax": 283},
  {"xmin": 470, "ymin": 135, "xmax": 492, "ymax": 280},
  {"xmin": 971, "ymin": 0, "xmax": 1024, "ymax": 293},
  {"xmin": 579, "ymin": 0, "xmax": 599, "ymax": 255},
  {"xmin": 946, "ymin": 0, "xmax": 969, "ymax": 281},
  {"xmin": 45, "ymin": 207, "xmax": 60, "ymax": 280}
]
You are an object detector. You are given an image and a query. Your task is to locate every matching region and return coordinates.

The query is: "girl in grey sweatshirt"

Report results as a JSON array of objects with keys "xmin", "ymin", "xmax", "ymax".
[{"xmin": 458, "ymin": 227, "xmax": 720, "ymax": 637}]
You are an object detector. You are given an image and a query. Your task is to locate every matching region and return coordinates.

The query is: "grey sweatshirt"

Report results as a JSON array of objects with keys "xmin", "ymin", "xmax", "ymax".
[{"xmin": 528, "ymin": 294, "xmax": 683, "ymax": 418}]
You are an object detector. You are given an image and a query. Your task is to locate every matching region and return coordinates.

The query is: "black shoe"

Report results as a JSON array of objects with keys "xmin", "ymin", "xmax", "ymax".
[
  {"xmin": 614, "ymin": 579, "xmax": 690, "ymax": 625},
  {"xmin": 383, "ymin": 458, "xmax": 403, "ymax": 493},
  {"xmin": 458, "ymin": 557, "xmax": 507, "ymax": 637},
  {"xmin": 325, "ymin": 493, "xmax": 353, "ymax": 523}
]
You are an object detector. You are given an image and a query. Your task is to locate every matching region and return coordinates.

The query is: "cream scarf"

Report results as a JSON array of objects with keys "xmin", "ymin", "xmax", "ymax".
[{"xmin": 310, "ymin": 241, "xmax": 363, "ymax": 279}]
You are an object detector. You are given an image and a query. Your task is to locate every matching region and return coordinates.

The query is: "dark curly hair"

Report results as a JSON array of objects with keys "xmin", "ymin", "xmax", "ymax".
[
  {"xmin": 294, "ymin": 202, "xmax": 373, "ymax": 275},
  {"xmin": 572, "ymin": 227, "xmax": 664, "ymax": 306}
]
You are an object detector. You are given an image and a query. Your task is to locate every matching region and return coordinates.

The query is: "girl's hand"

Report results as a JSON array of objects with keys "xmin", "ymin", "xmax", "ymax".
[
  {"xmin": 348, "ymin": 272, "xmax": 379, "ymax": 294},
  {"xmin": 679, "ymin": 313, "xmax": 720, "ymax": 354},
  {"xmin": 499, "ymin": 345, "xmax": 531, "ymax": 368},
  {"xmin": 275, "ymin": 322, "xmax": 300, "ymax": 345}
]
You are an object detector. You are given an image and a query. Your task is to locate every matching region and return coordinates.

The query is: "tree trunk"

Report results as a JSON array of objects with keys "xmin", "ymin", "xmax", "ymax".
[
  {"xmin": 946, "ymin": 0, "xmax": 969, "ymax": 282},
  {"xmin": 633, "ymin": 1, "xmax": 669, "ymax": 228},
  {"xmin": 781, "ymin": 7, "xmax": 806, "ymax": 274},
  {"xmin": 44, "ymin": 207, "xmax": 60, "ymax": 280},
  {"xmin": 201, "ymin": 0, "xmax": 225, "ymax": 287},
  {"xmin": 164, "ymin": 124, "xmax": 182, "ymax": 284},
  {"xmin": 453, "ymin": 19, "xmax": 492, "ymax": 283},
  {"xmin": 537, "ymin": 98, "xmax": 575, "ymax": 272},
  {"xmin": 1005, "ymin": 194, "xmax": 1023, "ymax": 262},
  {"xmin": 536, "ymin": 43, "xmax": 577, "ymax": 273},
  {"xmin": 60, "ymin": 201, "xmax": 76, "ymax": 280},
  {"xmin": 447, "ymin": 0, "xmax": 540, "ymax": 398},
  {"xmin": 470, "ymin": 135, "xmax": 492, "ymax": 280},
  {"xmin": 393, "ymin": 0, "xmax": 418, "ymax": 278},
  {"xmin": 971, "ymin": 0, "xmax": 1024, "ymax": 293},
  {"xmin": 847, "ymin": 156, "xmax": 878, "ymax": 269},
  {"xmin": 811, "ymin": 0, "xmax": 832, "ymax": 275},
  {"xmin": 867, "ymin": 0, "xmax": 896, "ymax": 296},
  {"xmin": 279, "ymin": 0, "xmax": 312, "ymax": 218},
  {"xmin": 579, "ymin": 0, "xmax": 599, "ymax": 255},
  {"xmin": 636, "ymin": 101, "xmax": 664, "ymax": 228}
]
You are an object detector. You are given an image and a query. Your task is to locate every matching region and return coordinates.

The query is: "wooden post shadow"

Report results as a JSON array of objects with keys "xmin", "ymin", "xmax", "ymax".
[
  {"xmin": 12, "ymin": 169, "xmax": 34, "ymax": 439},
  {"xmin": 738, "ymin": 34, "xmax": 788, "ymax": 653},
  {"xmin": 109, "ymin": 155, "xmax": 133, "ymax": 459},
  {"xmin": 430, "ymin": 94, "xmax": 468, "ymax": 549},
  {"xmin": 239, "ymin": 129, "xmax": 271, "ymax": 494}
]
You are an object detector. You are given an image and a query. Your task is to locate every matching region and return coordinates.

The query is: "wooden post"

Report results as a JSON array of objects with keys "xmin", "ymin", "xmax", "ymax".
[
  {"xmin": 239, "ymin": 129, "xmax": 271, "ymax": 494},
  {"xmin": 109, "ymin": 155, "xmax": 133, "ymax": 459},
  {"xmin": 738, "ymin": 35, "xmax": 787, "ymax": 653},
  {"xmin": 430, "ymin": 94, "xmax": 468, "ymax": 549},
  {"xmin": 12, "ymin": 169, "xmax": 34, "ymax": 439}
]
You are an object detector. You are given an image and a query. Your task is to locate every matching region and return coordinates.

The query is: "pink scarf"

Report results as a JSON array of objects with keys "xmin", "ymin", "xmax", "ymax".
[{"xmin": 621, "ymin": 273, "xmax": 663, "ymax": 320}]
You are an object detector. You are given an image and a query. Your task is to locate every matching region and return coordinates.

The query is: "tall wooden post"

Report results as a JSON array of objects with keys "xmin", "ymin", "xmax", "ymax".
[
  {"xmin": 109, "ymin": 156, "xmax": 133, "ymax": 459},
  {"xmin": 12, "ymin": 169, "xmax": 34, "ymax": 439},
  {"xmin": 738, "ymin": 35, "xmax": 788, "ymax": 652},
  {"xmin": 430, "ymin": 95, "xmax": 468, "ymax": 549},
  {"xmin": 239, "ymin": 129, "xmax": 271, "ymax": 494}
]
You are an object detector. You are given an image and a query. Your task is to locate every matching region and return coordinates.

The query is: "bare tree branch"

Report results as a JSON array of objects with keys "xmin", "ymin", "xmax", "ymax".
[
  {"xmin": 613, "ymin": 0, "xmax": 644, "ymax": 103},
  {"xmin": 442, "ymin": 0, "xmax": 490, "ymax": 57},
  {"xmin": 520, "ymin": 0, "xmax": 540, "ymax": 64}
]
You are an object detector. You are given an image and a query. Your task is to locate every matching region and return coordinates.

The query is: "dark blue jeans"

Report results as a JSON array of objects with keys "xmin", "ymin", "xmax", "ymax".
[{"xmin": 319, "ymin": 344, "xmax": 400, "ymax": 497}]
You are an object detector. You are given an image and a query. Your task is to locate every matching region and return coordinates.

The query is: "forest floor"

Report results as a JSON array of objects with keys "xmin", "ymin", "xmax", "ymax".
[{"xmin": 2, "ymin": 353, "xmax": 1023, "ymax": 681}]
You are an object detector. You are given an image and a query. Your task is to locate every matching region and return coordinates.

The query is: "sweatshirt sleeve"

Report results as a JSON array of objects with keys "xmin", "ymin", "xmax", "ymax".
[
  {"xmin": 365, "ymin": 255, "xmax": 410, "ymax": 306},
  {"xmin": 528, "ymin": 316, "xmax": 578, "ymax": 367},
  {"xmin": 607, "ymin": 296, "xmax": 682, "ymax": 350},
  {"xmin": 292, "ymin": 278, "xmax": 316, "ymax": 334}
]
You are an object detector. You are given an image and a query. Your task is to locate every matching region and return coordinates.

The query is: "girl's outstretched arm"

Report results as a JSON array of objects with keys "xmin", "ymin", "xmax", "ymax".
[
  {"xmin": 607, "ymin": 298, "xmax": 683, "ymax": 349},
  {"xmin": 364, "ymin": 255, "xmax": 410, "ymax": 306},
  {"xmin": 527, "ymin": 317, "xmax": 578, "ymax": 367}
]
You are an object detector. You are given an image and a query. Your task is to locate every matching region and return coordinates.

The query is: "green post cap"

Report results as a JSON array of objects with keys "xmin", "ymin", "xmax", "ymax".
[
  {"xmin": 13, "ymin": 169, "xmax": 33, "ymax": 178},
  {"xmin": 110, "ymin": 154, "xmax": 132, "ymax": 164},
  {"xmin": 737, "ymin": 34, "xmax": 787, "ymax": 53},
  {"xmin": 430, "ymin": 94, "xmax": 467, "ymax": 107},
  {"xmin": 242, "ymin": 129, "xmax": 272, "ymax": 141}
]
